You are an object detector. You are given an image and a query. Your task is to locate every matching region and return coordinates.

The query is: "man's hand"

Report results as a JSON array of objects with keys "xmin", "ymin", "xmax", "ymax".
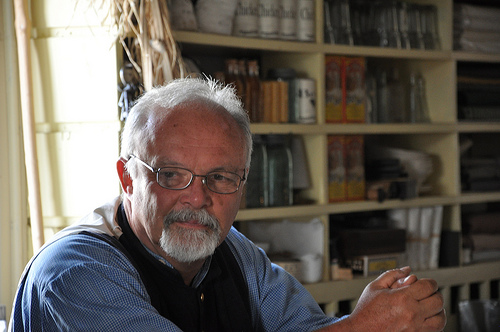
[
  {"xmin": 390, "ymin": 266, "xmax": 418, "ymax": 289},
  {"xmin": 319, "ymin": 267, "xmax": 446, "ymax": 331}
]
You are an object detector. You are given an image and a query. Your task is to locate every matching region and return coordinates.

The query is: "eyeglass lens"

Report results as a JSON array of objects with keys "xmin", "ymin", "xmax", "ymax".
[{"xmin": 157, "ymin": 167, "xmax": 242, "ymax": 194}]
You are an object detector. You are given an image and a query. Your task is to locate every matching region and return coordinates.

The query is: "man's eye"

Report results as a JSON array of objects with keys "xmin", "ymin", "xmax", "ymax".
[
  {"xmin": 162, "ymin": 171, "xmax": 178, "ymax": 179},
  {"xmin": 210, "ymin": 172, "xmax": 238, "ymax": 184},
  {"xmin": 212, "ymin": 173, "xmax": 226, "ymax": 181}
]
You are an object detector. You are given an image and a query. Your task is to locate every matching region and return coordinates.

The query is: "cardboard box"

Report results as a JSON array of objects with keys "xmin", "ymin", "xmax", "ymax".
[
  {"xmin": 325, "ymin": 56, "xmax": 366, "ymax": 123},
  {"xmin": 325, "ymin": 56, "xmax": 343, "ymax": 123},
  {"xmin": 260, "ymin": 80, "xmax": 289, "ymax": 123},
  {"xmin": 344, "ymin": 57, "xmax": 366, "ymax": 123},
  {"xmin": 345, "ymin": 135, "xmax": 365, "ymax": 200},
  {"xmin": 328, "ymin": 135, "xmax": 347, "ymax": 202},
  {"xmin": 338, "ymin": 228, "xmax": 407, "ymax": 257},
  {"xmin": 346, "ymin": 253, "xmax": 403, "ymax": 277}
]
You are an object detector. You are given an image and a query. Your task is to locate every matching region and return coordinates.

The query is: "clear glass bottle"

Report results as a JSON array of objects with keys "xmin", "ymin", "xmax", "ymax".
[
  {"xmin": 266, "ymin": 135, "xmax": 293, "ymax": 206},
  {"xmin": 408, "ymin": 72, "xmax": 431, "ymax": 123},
  {"xmin": 416, "ymin": 74, "xmax": 430, "ymax": 122},
  {"xmin": 408, "ymin": 72, "xmax": 419, "ymax": 123},
  {"xmin": 376, "ymin": 70, "xmax": 389, "ymax": 123},
  {"xmin": 387, "ymin": 68, "xmax": 406, "ymax": 122},
  {"xmin": 420, "ymin": 5, "xmax": 440, "ymax": 50}
]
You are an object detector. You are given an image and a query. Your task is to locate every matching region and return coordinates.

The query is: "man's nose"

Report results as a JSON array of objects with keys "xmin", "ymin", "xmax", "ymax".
[{"xmin": 179, "ymin": 175, "xmax": 211, "ymax": 209}]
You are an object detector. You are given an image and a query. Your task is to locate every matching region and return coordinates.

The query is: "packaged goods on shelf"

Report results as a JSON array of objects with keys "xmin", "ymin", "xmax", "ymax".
[
  {"xmin": 345, "ymin": 135, "xmax": 365, "ymax": 201},
  {"xmin": 345, "ymin": 253, "xmax": 403, "ymax": 277},
  {"xmin": 195, "ymin": 0, "xmax": 238, "ymax": 35},
  {"xmin": 296, "ymin": 0, "xmax": 315, "ymax": 42},
  {"xmin": 266, "ymin": 135, "xmax": 293, "ymax": 207},
  {"xmin": 258, "ymin": 0, "xmax": 280, "ymax": 39},
  {"xmin": 330, "ymin": 211, "xmax": 408, "ymax": 276},
  {"xmin": 170, "ymin": 0, "xmax": 198, "ymax": 31},
  {"xmin": 223, "ymin": 58, "xmax": 301, "ymax": 124},
  {"xmin": 345, "ymin": 58, "xmax": 366, "ymax": 123},
  {"xmin": 259, "ymin": 67, "xmax": 317, "ymax": 124},
  {"xmin": 364, "ymin": 158, "xmax": 418, "ymax": 202},
  {"xmin": 233, "ymin": 0, "xmax": 259, "ymax": 37},
  {"xmin": 247, "ymin": 218, "xmax": 324, "ymax": 283},
  {"xmin": 260, "ymin": 80, "xmax": 289, "ymax": 123},
  {"xmin": 461, "ymin": 157, "xmax": 500, "ymax": 192},
  {"xmin": 325, "ymin": 56, "xmax": 343, "ymax": 123},
  {"xmin": 325, "ymin": 1, "xmax": 440, "ymax": 50},
  {"xmin": 366, "ymin": 144, "xmax": 433, "ymax": 195},
  {"xmin": 325, "ymin": 56, "xmax": 366, "ymax": 123},
  {"xmin": 328, "ymin": 135, "xmax": 347, "ymax": 202},
  {"xmin": 387, "ymin": 206, "xmax": 443, "ymax": 271},
  {"xmin": 245, "ymin": 135, "xmax": 268, "ymax": 208},
  {"xmin": 327, "ymin": 135, "xmax": 365, "ymax": 202},
  {"xmin": 246, "ymin": 60, "xmax": 262, "ymax": 122},
  {"xmin": 279, "ymin": 0, "xmax": 298, "ymax": 40},
  {"xmin": 454, "ymin": 4, "xmax": 500, "ymax": 54},
  {"xmin": 330, "ymin": 262, "xmax": 353, "ymax": 281},
  {"xmin": 337, "ymin": 228, "xmax": 406, "ymax": 258},
  {"xmin": 233, "ymin": 0, "xmax": 315, "ymax": 41},
  {"xmin": 367, "ymin": 67, "xmax": 429, "ymax": 124},
  {"xmin": 289, "ymin": 78, "xmax": 316, "ymax": 124},
  {"xmin": 243, "ymin": 134, "xmax": 306, "ymax": 209},
  {"xmin": 462, "ymin": 211, "xmax": 500, "ymax": 264},
  {"xmin": 457, "ymin": 63, "xmax": 500, "ymax": 121}
]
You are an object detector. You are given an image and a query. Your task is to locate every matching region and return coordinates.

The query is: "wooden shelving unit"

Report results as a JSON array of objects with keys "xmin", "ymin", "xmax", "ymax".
[{"xmin": 173, "ymin": 2, "xmax": 500, "ymax": 330}]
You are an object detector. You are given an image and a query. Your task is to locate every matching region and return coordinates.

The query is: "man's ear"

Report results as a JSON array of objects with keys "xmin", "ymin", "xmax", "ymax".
[{"xmin": 117, "ymin": 157, "xmax": 133, "ymax": 195}]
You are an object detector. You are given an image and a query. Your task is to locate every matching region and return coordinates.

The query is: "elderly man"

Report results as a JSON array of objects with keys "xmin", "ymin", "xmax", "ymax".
[{"xmin": 10, "ymin": 78, "xmax": 445, "ymax": 331}]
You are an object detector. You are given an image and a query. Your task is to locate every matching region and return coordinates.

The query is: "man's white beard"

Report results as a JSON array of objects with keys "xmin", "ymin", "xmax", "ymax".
[{"xmin": 159, "ymin": 209, "xmax": 221, "ymax": 263}]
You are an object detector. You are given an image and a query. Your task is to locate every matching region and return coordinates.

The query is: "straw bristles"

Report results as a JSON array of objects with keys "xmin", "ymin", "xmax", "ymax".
[{"xmin": 111, "ymin": 0, "xmax": 186, "ymax": 90}]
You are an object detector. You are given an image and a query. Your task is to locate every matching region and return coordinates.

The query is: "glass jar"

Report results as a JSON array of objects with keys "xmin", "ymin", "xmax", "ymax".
[
  {"xmin": 266, "ymin": 135, "xmax": 293, "ymax": 206},
  {"xmin": 246, "ymin": 135, "xmax": 268, "ymax": 208}
]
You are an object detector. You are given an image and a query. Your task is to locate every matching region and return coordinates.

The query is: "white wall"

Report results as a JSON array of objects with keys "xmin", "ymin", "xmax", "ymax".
[
  {"xmin": 0, "ymin": 0, "xmax": 31, "ymax": 319},
  {"xmin": 0, "ymin": 0, "xmax": 122, "ymax": 318}
]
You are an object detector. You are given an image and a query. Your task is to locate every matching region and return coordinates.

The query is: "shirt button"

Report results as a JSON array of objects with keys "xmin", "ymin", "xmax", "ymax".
[{"xmin": 200, "ymin": 293, "xmax": 204, "ymax": 302}]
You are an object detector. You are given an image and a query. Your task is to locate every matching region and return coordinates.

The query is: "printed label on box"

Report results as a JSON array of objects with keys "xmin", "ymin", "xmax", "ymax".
[
  {"xmin": 325, "ymin": 56, "xmax": 366, "ymax": 123},
  {"xmin": 325, "ymin": 56, "xmax": 343, "ymax": 123},
  {"xmin": 345, "ymin": 135, "xmax": 365, "ymax": 200},
  {"xmin": 344, "ymin": 57, "xmax": 366, "ymax": 123},
  {"xmin": 328, "ymin": 135, "xmax": 347, "ymax": 202}
]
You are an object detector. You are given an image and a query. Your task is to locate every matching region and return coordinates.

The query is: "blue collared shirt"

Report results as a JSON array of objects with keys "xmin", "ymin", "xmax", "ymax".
[{"xmin": 10, "ymin": 200, "xmax": 340, "ymax": 331}]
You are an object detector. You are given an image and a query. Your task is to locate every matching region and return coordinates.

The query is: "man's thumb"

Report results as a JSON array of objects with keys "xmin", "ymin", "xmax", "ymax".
[{"xmin": 372, "ymin": 266, "xmax": 412, "ymax": 289}]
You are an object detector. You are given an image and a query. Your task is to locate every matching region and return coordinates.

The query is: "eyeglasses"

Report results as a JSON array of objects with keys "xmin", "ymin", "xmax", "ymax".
[{"xmin": 129, "ymin": 155, "xmax": 246, "ymax": 194}]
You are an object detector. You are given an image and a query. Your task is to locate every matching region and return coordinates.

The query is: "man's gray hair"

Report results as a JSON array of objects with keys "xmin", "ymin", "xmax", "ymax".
[{"xmin": 120, "ymin": 77, "xmax": 253, "ymax": 169}]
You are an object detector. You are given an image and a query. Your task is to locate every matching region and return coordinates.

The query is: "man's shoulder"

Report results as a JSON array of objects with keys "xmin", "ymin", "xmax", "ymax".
[
  {"xmin": 27, "ymin": 232, "xmax": 134, "ymax": 285},
  {"xmin": 224, "ymin": 227, "xmax": 269, "ymax": 270}
]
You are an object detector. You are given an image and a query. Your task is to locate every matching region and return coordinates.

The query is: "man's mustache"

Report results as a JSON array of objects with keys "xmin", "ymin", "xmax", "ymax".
[{"xmin": 164, "ymin": 209, "xmax": 220, "ymax": 231}]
